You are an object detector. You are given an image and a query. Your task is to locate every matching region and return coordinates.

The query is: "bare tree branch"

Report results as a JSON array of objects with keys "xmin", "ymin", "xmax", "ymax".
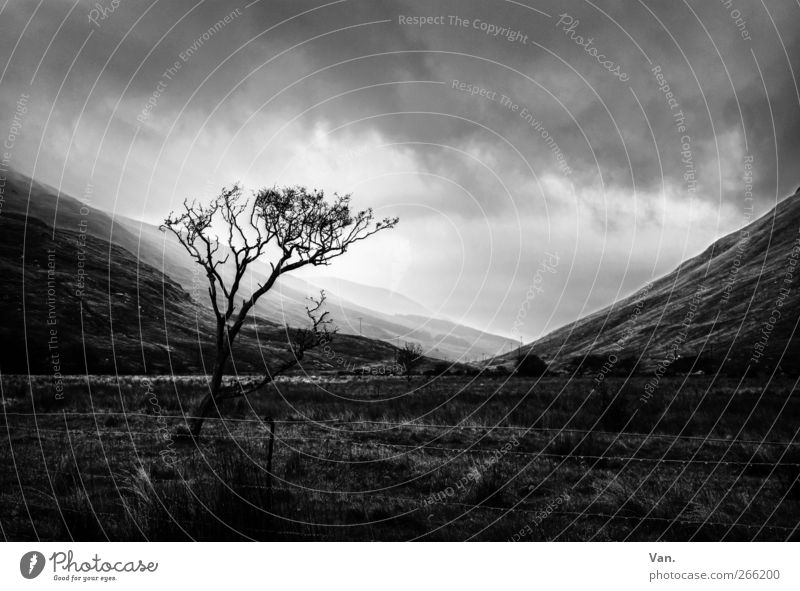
[{"xmin": 217, "ymin": 291, "xmax": 336, "ymax": 400}]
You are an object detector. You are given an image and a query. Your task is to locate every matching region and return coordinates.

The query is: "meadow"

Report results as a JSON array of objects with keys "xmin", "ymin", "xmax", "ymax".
[{"xmin": 1, "ymin": 373, "xmax": 798, "ymax": 541}]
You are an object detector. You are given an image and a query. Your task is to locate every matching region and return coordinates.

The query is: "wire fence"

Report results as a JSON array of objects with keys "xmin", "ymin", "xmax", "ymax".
[
  {"xmin": 4, "ymin": 410, "xmax": 799, "ymax": 448},
  {"xmin": 3, "ymin": 423, "xmax": 800, "ymax": 469}
]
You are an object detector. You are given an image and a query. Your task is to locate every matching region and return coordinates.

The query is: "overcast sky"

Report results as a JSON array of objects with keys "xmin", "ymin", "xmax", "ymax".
[{"xmin": 1, "ymin": 0, "xmax": 798, "ymax": 341}]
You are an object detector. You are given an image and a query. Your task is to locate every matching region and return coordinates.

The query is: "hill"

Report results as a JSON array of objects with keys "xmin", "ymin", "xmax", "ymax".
[
  {"xmin": 0, "ymin": 170, "xmax": 414, "ymax": 375},
  {"xmin": 496, "ymin": 189, "xmax": 800, "ymax": 376}
]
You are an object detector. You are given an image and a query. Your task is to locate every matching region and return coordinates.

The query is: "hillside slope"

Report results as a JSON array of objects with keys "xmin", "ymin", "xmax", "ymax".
[
  {"xmin": 0, "ymin": 171, "xmax": 412, "ymax": 374},
  {"xmin": 497, "ymin": 189, "xmax": 800, "ymax": 375},
  {"xmin": 9, "ymin": 169, "xmax": 514, "ymax": 360}
]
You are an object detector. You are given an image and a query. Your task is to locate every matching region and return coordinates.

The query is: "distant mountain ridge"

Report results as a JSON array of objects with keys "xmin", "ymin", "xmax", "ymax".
[
  {"xmin": 496, "ymin": 188, "xmax": 800, "ymax": 374},
  {"xmin": 305, "ymin": 276, "xmax": 434, "ymax": 317},
  {"xmin": 108, "ymin": 187, "xmax": 516, "ymax": 361}
]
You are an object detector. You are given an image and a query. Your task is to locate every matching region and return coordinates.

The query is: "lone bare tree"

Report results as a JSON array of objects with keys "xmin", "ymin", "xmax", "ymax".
[
  {"xmin": 162, "ymin": 184, "xmax": 397, "ymax": 437},
  {"xmin": 397, "ymin": 342, "xmax": 424, "ymax": 381}
]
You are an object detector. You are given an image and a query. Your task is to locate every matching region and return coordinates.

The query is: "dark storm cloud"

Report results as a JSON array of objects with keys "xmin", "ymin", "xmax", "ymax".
[
  {"xmin": 239, "ymin": 0, "xmax": 800, "ymax": 213},
  {"xmin": 3, "ymin": 0, "xmax": 797, "ymax": 207}
]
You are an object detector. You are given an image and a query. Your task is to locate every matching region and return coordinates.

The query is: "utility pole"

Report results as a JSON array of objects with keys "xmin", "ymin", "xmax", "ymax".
[{"xmin": 357, "ymin": 316, "xmax": 362, "ymax": 336}]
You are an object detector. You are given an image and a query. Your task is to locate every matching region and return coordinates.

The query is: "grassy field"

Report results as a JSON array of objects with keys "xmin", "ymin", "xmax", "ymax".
[{"xmin": 1, "ymin": 373, "xmax": 799, "ymax": 541}]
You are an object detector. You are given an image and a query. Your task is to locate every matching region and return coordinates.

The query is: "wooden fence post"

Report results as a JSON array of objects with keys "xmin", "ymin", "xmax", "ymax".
[{"xmin": 264, "ymin": 416, "xmax": 276, "ymax": 508}]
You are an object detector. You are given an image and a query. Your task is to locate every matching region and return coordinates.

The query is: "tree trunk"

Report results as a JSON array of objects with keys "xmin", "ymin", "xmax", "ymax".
[
  {"xmin": 189, "ymin": 356, "xmax": 227, "ymax": 438},
  {"xmin": 186, "ymin": 332, "xmax": 305, "ymax": 439}
]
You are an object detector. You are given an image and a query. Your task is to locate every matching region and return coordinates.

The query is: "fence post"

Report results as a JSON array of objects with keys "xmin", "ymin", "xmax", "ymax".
[{"xmin": 264, "ymin": 416, "xmax": 276, "ymax": 508}]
